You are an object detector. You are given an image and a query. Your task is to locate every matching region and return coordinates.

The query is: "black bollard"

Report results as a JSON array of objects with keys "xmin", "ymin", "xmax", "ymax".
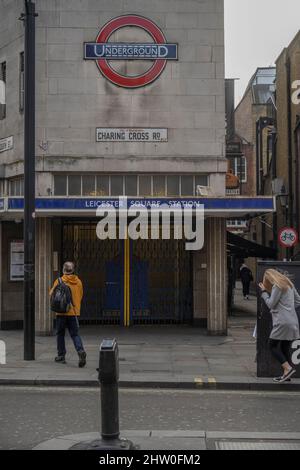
[
  {"xmin": 99, "ymin": 339, "xmax": 120, "ymax": 440},
  {"xmin": 71, "ymin": 339, "xmax": 134, "ymax": 450}
]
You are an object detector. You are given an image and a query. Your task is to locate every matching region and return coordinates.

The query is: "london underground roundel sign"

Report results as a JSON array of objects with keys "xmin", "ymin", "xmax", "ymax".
[
  {"xmin": 84, "ymin": 15, "xmax": 178, "ymax": 88},
  {"xmin": 278, "ymin": 227, "xmax": 298, "ymax": 248}
]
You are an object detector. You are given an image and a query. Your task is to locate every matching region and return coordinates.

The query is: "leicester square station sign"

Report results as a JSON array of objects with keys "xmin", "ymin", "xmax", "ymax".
[{"xmin": 84, "ymin": 14, "xmax": 178, "ymax": 88}]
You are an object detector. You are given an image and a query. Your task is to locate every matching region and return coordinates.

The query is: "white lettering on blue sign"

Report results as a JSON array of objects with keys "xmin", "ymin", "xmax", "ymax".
[
  {"xmin": 85, "ymin": 43, "xmax": 178, "ymax": 60},
  {"xmin": 85, "ymin": 200, "xmax": 120, "ymax": 209}
]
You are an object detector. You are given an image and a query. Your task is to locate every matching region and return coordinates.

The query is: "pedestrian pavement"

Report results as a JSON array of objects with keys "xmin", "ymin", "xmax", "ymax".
[
  {"xmin": 33, "ymin": 431, "xmax": 300, "ymax": 450},
  {"xmin": 1, "ymin": 283, "xmax": 300, "ymax": 390}
]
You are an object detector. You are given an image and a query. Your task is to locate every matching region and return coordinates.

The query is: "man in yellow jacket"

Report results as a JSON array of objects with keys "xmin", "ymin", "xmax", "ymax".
[{"xmin": 50, "ymin": 261, "xmax": 86, "ymax": 367}]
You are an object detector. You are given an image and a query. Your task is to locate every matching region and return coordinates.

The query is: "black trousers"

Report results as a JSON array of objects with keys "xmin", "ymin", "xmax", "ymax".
[
  {"xmin": 56, "ymin": 316, "xmax": 84, "ymax": 356},
  {"xmin": 269, "ymin": 339, "xmax": 292, "ymax": 365},
  {"xmin": 242, "ymin": 280, "xmax": 250, "ymax": 297}
]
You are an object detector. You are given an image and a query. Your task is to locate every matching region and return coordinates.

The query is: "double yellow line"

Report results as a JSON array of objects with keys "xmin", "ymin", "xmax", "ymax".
[{"xmin": 123, "ymin": 238, "xmax": 130, "ymax": 327}]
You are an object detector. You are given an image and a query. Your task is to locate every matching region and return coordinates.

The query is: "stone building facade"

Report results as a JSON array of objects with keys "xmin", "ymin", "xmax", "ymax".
[
  {"xmin": 0, "ymin": 0, "xmax": 274, "ymax": 334},
  {"xmin": 275, "ymin": 31, "xmax": 300, "ymax": 260}
]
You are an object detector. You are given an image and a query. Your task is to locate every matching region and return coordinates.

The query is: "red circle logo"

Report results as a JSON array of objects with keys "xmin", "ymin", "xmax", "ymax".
[{"xmin": 95, "ymin": 15, "xmax": 168, "ymax": 88}]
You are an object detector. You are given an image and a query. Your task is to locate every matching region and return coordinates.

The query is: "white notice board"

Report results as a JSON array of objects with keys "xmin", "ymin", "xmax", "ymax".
[{"xmin": 10, "ymin": 241, "xmax": 24, "ymax": 281}]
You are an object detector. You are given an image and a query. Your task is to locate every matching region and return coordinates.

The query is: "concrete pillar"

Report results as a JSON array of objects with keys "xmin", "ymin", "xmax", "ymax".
[
  {"xmin": 193, "ymin": 243, "xmax": 208, "ymax": 327},
  {"xmin": 207, "ymin": 218, "xmax": 227, "ymax": 335},
  {"xmin": 35, "ymin": 218, "xmax": 54, "ymax": 335}
]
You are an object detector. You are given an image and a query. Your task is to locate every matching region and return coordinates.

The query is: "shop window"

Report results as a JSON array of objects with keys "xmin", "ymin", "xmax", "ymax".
[
  {"xmin": 54, "ymin": 175, "xmax": 67, "ymax": 196},
  {"xmin": 96, "ymin": 176, "xmax": 109, "ymax": 196},
  {"xmin": 110, "ymin": 175, "xmax": 123, "ymax": 196},
  {"xmin": 167, "ymin": 176, "xmax": 180, "ymax": 196},
  {"xmin": 180, "ymin": 176, "xmax": 194, "ymax": 196},
  {"xmin": 0, "ymin": 61, "xmax": 6, "ymax": 120},
  {"xmin": 153, "ymin": 176, "xmax": 165, "ymax": 197},
  {"xmin": 125, "ymin": 175, "xmax": 137, "ymax": 196},
  {"xmin": 139, "ymin": 176, "xmax": 152, "ymax": 196},
  {"xmin": 68, "ymin": 175, "xmax": 81, "ymax": 196},
  {"xmin": 82, "ymin": 175, "xmax": 95, "ymax": 196}
]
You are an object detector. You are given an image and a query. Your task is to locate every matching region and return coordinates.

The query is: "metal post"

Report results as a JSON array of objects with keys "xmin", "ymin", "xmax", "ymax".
[
  {"xmin": 23, "ymin": 1, "xmax": 37, "ymax": 361},
  {"xmin": 70, "ymin": 339, "xmax": 134, "ymax": 450},
  {"xmin": 255, "ymin": 120, "xmax": 260, "ymax": 196},
  {"xmin": 100, "ymin": 340, "xmax": 120, "ymax": 441},
  {"xmin": 271, "ymin": 130, "xmax": 278, "ymax": 257}
]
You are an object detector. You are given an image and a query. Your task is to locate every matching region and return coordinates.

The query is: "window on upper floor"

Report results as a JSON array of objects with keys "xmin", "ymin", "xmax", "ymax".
[
  {"xmin": 53, "ymin": 174, "xmax": 209, "ymax": 197},
  {"xmin": 9, "ymin": 178, "xmax": 24, "ymax": 196},
  {"xmin": 229, "ymin": 156, "xmax": 247, "ymax": 183},
  {"xmin": 0, "ymin": 179, "xmax": 5, "ymax": 196},
  {"xmin": 0, "ymin": 61, "xmax": 6, "ymax": 120}
]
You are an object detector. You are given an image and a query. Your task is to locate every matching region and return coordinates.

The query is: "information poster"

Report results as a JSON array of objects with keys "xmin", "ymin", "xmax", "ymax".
[{"xmin": 10, "ymin": 241, "xmax": 24, "ymax": 281}]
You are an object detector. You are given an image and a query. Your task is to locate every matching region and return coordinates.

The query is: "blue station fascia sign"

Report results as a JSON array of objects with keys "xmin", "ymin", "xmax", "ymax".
[{"xmin": 6, "ymin": 197, "xmax": 275, "ymax": 212}]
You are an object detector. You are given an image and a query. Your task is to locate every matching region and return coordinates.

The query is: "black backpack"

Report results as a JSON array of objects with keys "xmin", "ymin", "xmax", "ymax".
[{"xmin": 50, "ymin": 278, "xmax": 74, "ymax": 314}]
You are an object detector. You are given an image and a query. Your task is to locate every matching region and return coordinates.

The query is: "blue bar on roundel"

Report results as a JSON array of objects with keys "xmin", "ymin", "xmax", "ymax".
[{"xmin": 84, "ymin": 43, "xmax": 178, "ymax": 60}]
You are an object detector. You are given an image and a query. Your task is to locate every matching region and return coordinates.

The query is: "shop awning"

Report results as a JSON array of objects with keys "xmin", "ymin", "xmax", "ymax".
[{"xmin": 227, "ymin": 231, "xmax": 277, "ymax": 259}]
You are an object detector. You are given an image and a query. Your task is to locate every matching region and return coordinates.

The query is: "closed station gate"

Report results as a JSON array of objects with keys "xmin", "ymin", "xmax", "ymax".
[{"xmin": 63, "ymin": 222, "xmax": 193, "ymax": 325}]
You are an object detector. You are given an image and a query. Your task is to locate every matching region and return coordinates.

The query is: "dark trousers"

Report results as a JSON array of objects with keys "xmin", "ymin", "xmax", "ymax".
[
  {"xmin": 56, "ymin": 316, "xmax": 84, "ymax": 357},
  {"xmin": 269, "ymin": 339, "xmax": 292, "ymax": 365},
  {"xmin": 242, "ymin": 280, "xmax": 250, "ymax": 297}
]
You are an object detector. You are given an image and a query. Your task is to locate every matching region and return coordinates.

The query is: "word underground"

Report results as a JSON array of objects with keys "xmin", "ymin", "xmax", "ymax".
[
  {"xmin": 89, "ymin": 43, "xmax": 175, "ymax": 59},
  {"xmin": 95, "ymin": 197, "xmax": 205, "ymax": 251}
]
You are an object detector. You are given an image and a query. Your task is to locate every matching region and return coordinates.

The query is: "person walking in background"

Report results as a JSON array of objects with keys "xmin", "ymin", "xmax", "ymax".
[
  {"xmin": 259, "ymin": 269, "xmax": 300, "ymax": 383},
  {"xmin": 240, "ymin": 261, "xmax": 253, "ymax": 300},
  {"xmin": 50, "ymin": 261, "xmax": 86, "ymax": 368}
]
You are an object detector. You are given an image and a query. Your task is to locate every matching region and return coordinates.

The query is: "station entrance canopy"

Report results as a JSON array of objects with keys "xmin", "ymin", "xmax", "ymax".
[{"xmin": 0, "ymin": 196, "xmax": 276, "ymax": 218}]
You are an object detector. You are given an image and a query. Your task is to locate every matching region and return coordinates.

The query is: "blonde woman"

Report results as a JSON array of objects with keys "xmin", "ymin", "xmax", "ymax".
[{"xmin": 259, "ymin": 269, "xmax": 300, "ymax": 383}]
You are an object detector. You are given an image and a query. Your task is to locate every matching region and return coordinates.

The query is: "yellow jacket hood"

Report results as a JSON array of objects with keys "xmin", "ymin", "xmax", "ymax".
[{"xmin": 61, "ymin": 274, "xmax": 81, "ymax": 285}]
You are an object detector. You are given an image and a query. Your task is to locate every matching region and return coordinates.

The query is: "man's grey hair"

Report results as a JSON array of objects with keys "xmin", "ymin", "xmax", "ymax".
[{"xmin": 63, "ymin": 261, "xmax": 75, "ymax": 275}]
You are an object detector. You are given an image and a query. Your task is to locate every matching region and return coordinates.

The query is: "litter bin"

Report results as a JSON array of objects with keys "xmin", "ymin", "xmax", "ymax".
[{"xmin": 257, "ymin": 261, "xmax": 300, "ymax": 378}]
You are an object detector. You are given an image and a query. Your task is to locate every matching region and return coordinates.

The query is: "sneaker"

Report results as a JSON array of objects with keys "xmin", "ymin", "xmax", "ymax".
[
  {"xmin": 276, "ymin": 369, "xmax": 296, "ymax": 383},
  {"xmin": 78, "ymin": 350, "xmax": 87, "ymax": 368},
  {"xmin": 55, "ymin": 355, "xmax": 66, "ymax": 364},
  {"xmin": 273, "ymin": 375, "xmax": 291, "ymax": 383}
]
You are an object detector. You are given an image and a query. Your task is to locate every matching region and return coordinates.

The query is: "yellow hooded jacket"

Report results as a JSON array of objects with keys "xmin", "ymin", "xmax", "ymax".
[{"xmin": 50, "ymin": 275, "xmax": 83, "ymax": 316}]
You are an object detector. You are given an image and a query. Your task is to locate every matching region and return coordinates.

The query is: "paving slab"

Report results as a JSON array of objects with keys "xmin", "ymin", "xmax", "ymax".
[
  {"xmin": 33, "ymin": 431, "xmax": 300, "ymax": 451},
  {"xmin": 0, "ymin": 285, "xmax": 299, "ymax": 390}
]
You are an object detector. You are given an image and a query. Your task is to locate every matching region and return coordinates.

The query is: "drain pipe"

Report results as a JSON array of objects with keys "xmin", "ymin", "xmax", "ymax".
[{"xmin": 286, "ymin": 56, "xmax": 294, "ymax": 259}]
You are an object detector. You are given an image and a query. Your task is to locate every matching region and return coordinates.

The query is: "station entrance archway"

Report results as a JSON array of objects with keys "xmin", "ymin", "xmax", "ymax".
[{"xmin": 62, "ymin": 221, "xmax": 193, "ymax": 325}]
